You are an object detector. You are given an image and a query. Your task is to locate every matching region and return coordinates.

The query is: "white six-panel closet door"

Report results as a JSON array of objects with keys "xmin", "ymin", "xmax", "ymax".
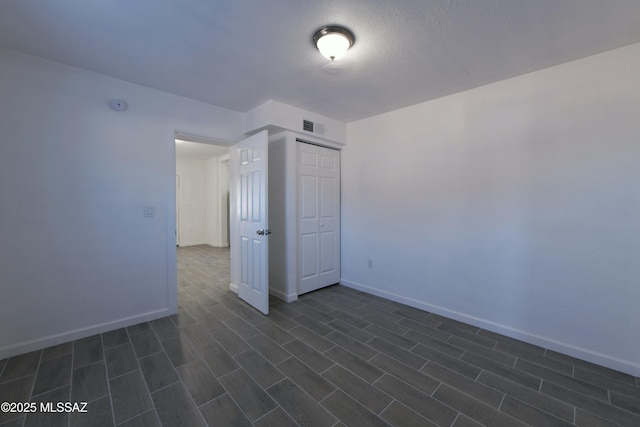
[{"xmin": 298, "ymin": 142, "xmax": 340, "ymax": 295}]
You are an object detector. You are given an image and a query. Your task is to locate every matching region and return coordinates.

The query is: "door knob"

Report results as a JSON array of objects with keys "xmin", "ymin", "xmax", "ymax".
[{"xmin": 256, "ymin": 229, "xmax": 272, "ymax": 236}]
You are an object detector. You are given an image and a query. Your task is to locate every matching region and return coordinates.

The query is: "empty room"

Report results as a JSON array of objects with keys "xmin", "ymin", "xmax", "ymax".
[{"xmin": 1, "ymin": 1, "xmax": 639, "ymax": 426}]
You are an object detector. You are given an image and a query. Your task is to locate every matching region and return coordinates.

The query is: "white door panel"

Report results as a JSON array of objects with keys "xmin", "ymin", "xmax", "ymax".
[
  {"xmin": 301, "ymin": 175, "xmax": 318, "ymax": 219},
  {"xmin": 301, "ymin": 233, "xmax": 318, "ymax": 278},
  {"xmin": 320, "ymin": 153, "xmax": 336, "ymax": 170},
  {"xmin": 320, "ymin": 177, "xmax": 336, "ymax": 218},
  {"xmin": 320, "ymin": 231, "xmax": 336, "ymax": 273},
  {"xmin": 231, "ymin": 131, "xmax": 269, "ymax": 314},
  {"xmin": 301, "ymin": 150, "xmax": 318, "ymax": 167}
]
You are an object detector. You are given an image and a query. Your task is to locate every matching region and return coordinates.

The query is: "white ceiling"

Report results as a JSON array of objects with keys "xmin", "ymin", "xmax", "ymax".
[{"xmin": 1, "ymin": 1, "xmax": 640, "ymax": 122}]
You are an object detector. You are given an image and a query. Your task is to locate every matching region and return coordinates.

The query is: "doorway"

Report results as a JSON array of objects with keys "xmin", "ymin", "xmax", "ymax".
[
  {"xmin": 175, "ymin": 137, "xmax": 231, "ymax": 302},
  {"xmin": 173, "ymin": 131, "xmax": 270, "ymax": 315},
  {"xmin": 175, "ymin": 139, "xmax": 230, "ymax": 248}
]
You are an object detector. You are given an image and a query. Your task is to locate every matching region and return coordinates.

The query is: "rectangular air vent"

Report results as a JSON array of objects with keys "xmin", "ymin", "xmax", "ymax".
[
  {"xmin": 303, "ymin": 119, "xmax": 314, "ymax": 132},
  {"xmin": 303, "ymin": 119, "xmax": 324, "ymax": 135}
]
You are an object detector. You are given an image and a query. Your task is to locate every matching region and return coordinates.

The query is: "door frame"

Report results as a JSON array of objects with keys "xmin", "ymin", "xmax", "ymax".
[
  {"xmin": 297, "ymin": 141, "xmax": 341, "ymax": 295},
  {"xmin": 175, "ymin": 174, "xmax": 181, "ymax": 246}
]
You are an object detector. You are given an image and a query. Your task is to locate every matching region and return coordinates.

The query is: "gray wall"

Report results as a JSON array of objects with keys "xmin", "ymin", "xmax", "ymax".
[
  {"xmin": 0, "ymin": 47, "xmax": 243, "ymax": 358},
  {"xmin": 342, "ymin": 42, "xmax": 640, "ymax": 375}
]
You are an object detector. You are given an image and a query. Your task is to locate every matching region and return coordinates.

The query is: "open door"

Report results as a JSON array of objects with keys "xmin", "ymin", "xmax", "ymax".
[{"xmin": 230, "ymin": 131, "xmax": 269, "ymax": 314}]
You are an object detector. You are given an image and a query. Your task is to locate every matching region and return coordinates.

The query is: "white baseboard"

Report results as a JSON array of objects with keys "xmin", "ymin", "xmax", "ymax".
[
  {"xmin": 340, "ymin": 279, "xmax": 640, "ymax": 377},
  {"xmin": 177, "ymin": 241, "xmax": 207, "ymax": 247},
  {"xmin": 229, "ymin": 283, "xmax": 297, "ymax": 303},
  {"xmin": 0, "ymin": 308, "xmax": 175, "ymax": 360},
  {"xmin": 269, "ymin": 288, "xmax": 298, "ymax": 303},
  {"xmin": 205, "ymin": 241, "xmax": 230, "ymax": 248}
]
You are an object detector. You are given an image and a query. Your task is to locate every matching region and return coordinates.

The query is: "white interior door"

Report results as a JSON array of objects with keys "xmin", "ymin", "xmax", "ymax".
[
  {"xmin": 298, "ymin": 143, "xmax": 340, "ymax": 295},
  {"xmin": 230, "ymin": 131, "xmax": 269, "ymax": 314}
]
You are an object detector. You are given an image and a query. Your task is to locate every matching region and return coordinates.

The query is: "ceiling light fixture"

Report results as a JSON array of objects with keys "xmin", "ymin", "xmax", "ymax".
[{"xmin": 313, "ymin": 26, "xmax": 355, "ymax": 61}]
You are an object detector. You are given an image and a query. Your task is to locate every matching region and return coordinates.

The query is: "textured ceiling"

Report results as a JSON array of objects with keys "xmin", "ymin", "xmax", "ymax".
[{"xmin": 1, "ymin": 0, "xmax": 640, "ymax": 122}]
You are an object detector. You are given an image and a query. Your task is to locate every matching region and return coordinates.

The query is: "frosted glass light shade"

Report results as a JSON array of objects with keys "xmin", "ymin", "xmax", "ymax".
[
  {"xmin": 313, "ymin": 26, "xmax": 354, "ymax": 61},
  {"xmin": 317, "ymin": 33, "xmax": 350, "ymax": 60}
]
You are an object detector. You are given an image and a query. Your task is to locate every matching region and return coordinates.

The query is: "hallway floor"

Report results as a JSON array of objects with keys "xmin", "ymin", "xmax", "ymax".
[{"xmin": 1, "ymin": 244, "xmax": 639, "ymax": 426}]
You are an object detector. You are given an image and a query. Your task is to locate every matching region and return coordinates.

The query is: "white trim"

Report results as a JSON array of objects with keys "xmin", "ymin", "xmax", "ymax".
[
  {"xmin": 166, "ymin": 128, "xmax": 178, "ymax": 318},
  {"xmin": 229, "ymin": 139, "xmax": 239, "ymax": 300},
  {"xmin": 177, "ymin": 241, "xmax": 208, "ymax": 247},
  {"xmin": 339, "ymin": 279, "xmax": 640, "ymax": 377},
  {"xmin": 294, "ymin": 135, "xmax": 343, "ymax": 151},
  {"xmin": 0, "ymin": 308, "xmax": 174, "ymax": 360},
  {"xmin": 174, "ymin": 131, "xmax": 235, "ymax": 146},
  {"xmin": 269, "ymin": 288, "xmax": 298, "ymax": 303}
]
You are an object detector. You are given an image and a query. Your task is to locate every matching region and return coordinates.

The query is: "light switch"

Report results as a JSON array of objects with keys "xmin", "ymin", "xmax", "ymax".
[{"xmin": 144, "ymin": 205, "xmax": 155, "ymax": 218}]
